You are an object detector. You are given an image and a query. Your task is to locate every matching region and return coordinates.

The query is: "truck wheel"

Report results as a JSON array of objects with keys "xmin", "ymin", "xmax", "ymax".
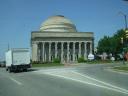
[
  {"xmin": 23, "ymin": 69, "xmax": 27, "ymax": 72},
  {"xmin": 6, "ymin": 68, "xmax": 8, "ymax": 71}
]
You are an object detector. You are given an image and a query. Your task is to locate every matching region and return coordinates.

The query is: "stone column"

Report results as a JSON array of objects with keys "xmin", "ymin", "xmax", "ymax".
[
  {"xmin": 78, "ymin": 42, "xmax": 81, "ymax": 58},
  {"xmin": 32, "ymin": 42, "xmax": 38, "ymax": 61},
  {"xmin": 73, "ymin": 42, "xmax": 75, "ymax": 61},
  {"xmin": 49, "ymin": 42, "xmax": 51, "ymax": 62},
  {"xmin": 42, "ymin": 42, "xmax": 45, "ymax": 62},
  {"xmin": 61, "ymin": 42, "xmax": 64, "ymax": 63},
  {"xmin": 67, "ymin": 42, "xmax": 70, "ymax": 62},
  {"xmin": 55, "ymin": 42, "xmax": 58, "ymax": 59},
  {"xmin": 37, "ymin": 44, "xmax": 40, "ymax": 62},
  {"xmin": 90, "ymin": 42, "xmax": 92, "ymax": 54},
  {"xmin": 84, "ymin": 42, "xmax": 87, "ymax": 60}
]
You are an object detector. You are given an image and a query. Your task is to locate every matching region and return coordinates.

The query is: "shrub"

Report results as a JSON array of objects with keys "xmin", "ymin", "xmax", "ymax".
[
  {"xmin": 32, "ymin": 61, "xmax": 43, "ymax": 64},
  {"xmin": 53, "ymin": 58, "xmax": 61, "ymax": 63},
  {"xmin": 78, "ymin": 57, "xmax": 86, "ymax": 63},
  {"xmin": 32, "ymin": 61, "xmax": 38, "ymax": 64}
]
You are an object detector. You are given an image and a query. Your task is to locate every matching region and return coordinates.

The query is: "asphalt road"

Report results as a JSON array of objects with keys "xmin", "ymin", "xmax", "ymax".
[{"xmin": 0, "ymin": 64, "xmax": 128, "ymax": 96}]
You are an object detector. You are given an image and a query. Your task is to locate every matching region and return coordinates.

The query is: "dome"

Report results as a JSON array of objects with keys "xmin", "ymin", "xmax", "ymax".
[{"xmin": 40, "ymin": 15, "xmax": 77, "ymax": 32}]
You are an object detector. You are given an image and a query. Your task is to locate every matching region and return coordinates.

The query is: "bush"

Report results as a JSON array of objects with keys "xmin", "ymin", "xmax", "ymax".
[
  {"xmin": 32, "ymin": 61, "xmax": 40, "ymax": 64},
  {"xmin": 53, "ymin": 58, "xmax": 61, "ymax": 63},
  {"xmin": 78, "ymin": 57, "xmax": 86, "ymax": 63},
  {"xmin": 32, "ymin": 61, "xmax": 46, "ymax": 64}
]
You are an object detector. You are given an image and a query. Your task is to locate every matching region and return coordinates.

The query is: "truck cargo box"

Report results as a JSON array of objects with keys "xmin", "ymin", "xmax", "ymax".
[{"xmin": 5, "ymin": 48, "xmax": 31, "ymax": 72}]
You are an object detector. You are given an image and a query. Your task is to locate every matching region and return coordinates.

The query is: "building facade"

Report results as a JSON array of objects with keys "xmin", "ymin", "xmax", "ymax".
[{"xmin": 31, "ymin": 15, "xmax": 94, "ymax": 63}]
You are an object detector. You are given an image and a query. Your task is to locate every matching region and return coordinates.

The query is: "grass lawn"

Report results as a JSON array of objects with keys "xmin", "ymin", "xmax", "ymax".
[
  {"xmin": 113, "ymin": 66, "xmax": 128, "ymax": 71},
  {"xmin": 32, "ymin": 63, "xmax": 64, "ymax": 67},
  {"xmin": 85, "ymin": 60, "xmax": 116, "ymax": 64},
  {"xmin": 32, "ymin": 60, "xmax": 122, "ymax": 67}
]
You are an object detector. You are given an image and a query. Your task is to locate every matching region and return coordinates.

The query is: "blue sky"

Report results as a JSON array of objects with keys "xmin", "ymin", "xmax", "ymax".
[{"xmin": 0, "ymin": 0, "xmax": 128, "ymax": 60}]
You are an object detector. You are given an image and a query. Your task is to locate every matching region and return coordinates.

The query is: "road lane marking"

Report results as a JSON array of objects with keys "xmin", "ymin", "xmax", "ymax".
[
  {"xmin": 72, "ymin": 71, "xmax": 128, "ymax": 93},
  {"xmin": 9, "ymin": 77, "xmax": 22, "ymax": 85},
  {"xmin": 43, "ymin": 70, "xmax": 128, "ymax": 95}
]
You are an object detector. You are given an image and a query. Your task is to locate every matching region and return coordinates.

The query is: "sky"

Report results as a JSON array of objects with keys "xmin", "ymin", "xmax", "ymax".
[{"xmin": 0, "ymin": 0, "xmax": 128, "ymax": 60}]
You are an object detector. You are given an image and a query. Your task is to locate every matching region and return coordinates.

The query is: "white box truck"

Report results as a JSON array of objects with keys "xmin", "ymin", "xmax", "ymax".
[{"xmin": 5, "ymin": 48, "xmax": 31, "ymax": 72}]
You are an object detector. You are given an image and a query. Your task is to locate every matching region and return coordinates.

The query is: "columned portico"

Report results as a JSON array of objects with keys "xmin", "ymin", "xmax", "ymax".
[{"xmin": 32, "ymin": 41, "xmax": 93, "ymax": 63}]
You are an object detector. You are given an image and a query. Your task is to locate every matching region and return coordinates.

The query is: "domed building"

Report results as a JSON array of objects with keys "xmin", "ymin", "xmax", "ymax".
[{"xmin": 31, "ymin": 15, "xmax": 94, "ymax": 63}]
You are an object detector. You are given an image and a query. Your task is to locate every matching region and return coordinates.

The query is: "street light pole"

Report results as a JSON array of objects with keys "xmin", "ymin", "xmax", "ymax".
[
  {"xmin": 119, "ymin": 12, "xmax": 128, "ymax": 64},
  {"xmin": 119, "ymin": 12, "xmax": 127, "ymax": 29},
  {"xmin": 121, "ymin": 37, "xmax": 125, "ymax": 64},
  {"xmin": 124, "ymin": 14, "xmax": 127, "ymax": 30}
]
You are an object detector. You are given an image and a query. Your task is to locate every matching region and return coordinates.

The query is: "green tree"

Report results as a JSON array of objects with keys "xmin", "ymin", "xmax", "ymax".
[
  {"xmin": 97, "ymin": 29, "xmax": 125, "ymax": 55},
  {"xmin": 97, "ymin": 36, "xmax": 111, "ymax": 54}
]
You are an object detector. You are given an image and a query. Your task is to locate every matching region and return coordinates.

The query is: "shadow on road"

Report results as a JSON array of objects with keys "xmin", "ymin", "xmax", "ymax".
[{"xmin": 12, "ymin": 68, "xmax": 39, "ymax": 73}]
